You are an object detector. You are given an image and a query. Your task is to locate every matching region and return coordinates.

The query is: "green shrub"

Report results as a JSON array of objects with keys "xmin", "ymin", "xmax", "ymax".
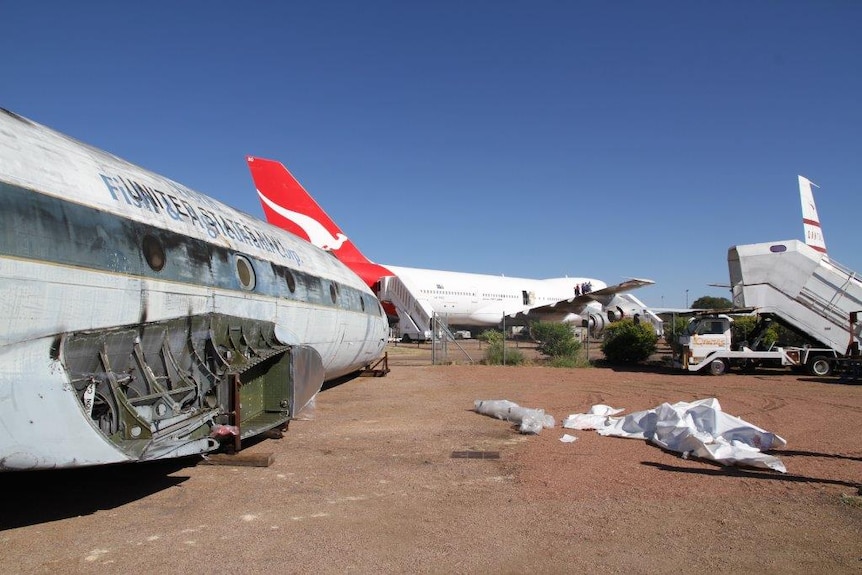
[
  {"xmin": 530, "ymin": 321, "xmax": 582, "ymax": 358},
  {"xmin": 731, "ymin": 315, "xmax": 758, "ymax": 346},
  {"xmin": 601, "ymin": 319, "xmax": 658, "ymax": 364},
  {"xmin": 662, "ymin": 316, "xmax": 690, "ymax": 355},
  {"xmin": 478, "ymin": 329, "xmax": 503, "ymax": 344},
  {"xmin": 483, "ymin": 341, "xmax": 525, "ymax": 365},
  {"xmin": 731, "ymin": 315, "xmax": 779, "ymax": 349}
]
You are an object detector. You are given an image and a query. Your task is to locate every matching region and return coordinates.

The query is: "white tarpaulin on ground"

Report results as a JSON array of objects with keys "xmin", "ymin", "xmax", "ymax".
[
  {"xmin": 474, "ymin": 400, "xmax": 555, "ymax": 434},
  {"xmin": 562, "ymin": 398, "xmax": 787, "ymax": 473},
  {"xmin": 561, "ymin": 404, "xmax": 625, "ymax": 430}
]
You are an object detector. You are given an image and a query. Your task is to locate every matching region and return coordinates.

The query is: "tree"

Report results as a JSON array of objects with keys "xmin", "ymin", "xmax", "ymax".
[
  {"xmin": 601, "ymin": 319, "xmax": 658, "ymax": 364},
  {"xmin": 691, "ymin": 295, "xmax": 732, "ymax": 310},
  {"xmin": 730, "ymin": 315, "xmax": 759, "ymax": 347}
]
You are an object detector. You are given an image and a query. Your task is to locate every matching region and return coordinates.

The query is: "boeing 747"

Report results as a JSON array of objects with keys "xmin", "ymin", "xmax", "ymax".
[{"xmin": 246, "ymin": 157, "xmax": 660, "ymax": 340}]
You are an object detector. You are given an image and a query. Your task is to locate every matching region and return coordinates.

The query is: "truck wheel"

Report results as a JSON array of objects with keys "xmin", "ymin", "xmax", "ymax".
[
  {"xmin": 807, "ymin": 356, "xmax": 832, "ymax": 377},
  {"xmin": 708, "ymin": 359, "xmax": 728, "ymax": 376}
]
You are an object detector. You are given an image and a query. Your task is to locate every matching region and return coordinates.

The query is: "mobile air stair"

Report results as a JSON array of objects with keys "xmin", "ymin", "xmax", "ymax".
[{"xmin": 729, "ymin": 239, "xmax": 862, "ymax": 358}]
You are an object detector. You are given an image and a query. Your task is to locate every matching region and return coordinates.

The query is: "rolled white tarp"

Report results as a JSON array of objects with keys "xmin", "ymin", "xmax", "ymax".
[{"xmin": 474, "ymin": 399, "xmax": 555, "ymax": 435}]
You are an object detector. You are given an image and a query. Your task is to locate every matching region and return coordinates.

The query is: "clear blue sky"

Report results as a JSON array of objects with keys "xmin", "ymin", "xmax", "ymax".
[{"xmin": 3, "ymin": 1, "xmax": 860, "ymax": 308}]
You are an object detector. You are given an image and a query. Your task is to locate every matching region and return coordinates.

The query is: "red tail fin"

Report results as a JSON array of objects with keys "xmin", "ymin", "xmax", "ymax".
[{"xmin": 246, "ymin": 156, "xmax": 391, "ymax": 286}]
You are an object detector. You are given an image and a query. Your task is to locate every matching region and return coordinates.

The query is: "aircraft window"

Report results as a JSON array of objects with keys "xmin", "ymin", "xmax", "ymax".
[
  {"xmin": 142, "ymin": 234, "xmax": 165, "ymax": 272},
  {"xmin": 284, "ymin": 268, "xmax": 296, "ymax": 293},
  {"xmin": 235, "ymin": 255, "xmax": 256, "ymax": 291},
  {"xmin": 329, "ymin": 283, "xmax": 337, "ymax": 304},
  {"xmin": 360, "ymin": 296, "xmax": 366, "ymax": 311}
]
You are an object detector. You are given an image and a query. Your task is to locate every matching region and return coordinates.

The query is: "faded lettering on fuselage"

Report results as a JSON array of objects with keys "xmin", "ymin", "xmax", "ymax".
[{"xmin": 100, "ymin": 173, "xmax": 302, "ymax": 267}]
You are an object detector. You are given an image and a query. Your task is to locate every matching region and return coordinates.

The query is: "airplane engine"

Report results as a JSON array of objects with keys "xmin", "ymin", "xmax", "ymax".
[
  {"xmin": 589, "ymin": 299, "xmax": 642, "ymax": 337},
  {"xmin": 606, "ymin": 306, "xmax": 626, "ymax": 322},
  {"xmin": 602, "ymin": 294, "xmax": 646, "ymax": 324},
  {"xmin": 587, "ymin": 313, "xmax": 609, "ymax": 337}
]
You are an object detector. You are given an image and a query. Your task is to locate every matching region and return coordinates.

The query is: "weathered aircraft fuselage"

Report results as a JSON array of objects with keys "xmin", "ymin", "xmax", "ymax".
[{"xmin": 0, "ymin": 108, "xmax": 388, "ymax": 470}]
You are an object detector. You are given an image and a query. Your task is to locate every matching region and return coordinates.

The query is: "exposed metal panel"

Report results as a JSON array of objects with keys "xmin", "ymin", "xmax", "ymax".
[{"xmin": 289, "ymin": 345, "xmax": 325, "ymax": 416}]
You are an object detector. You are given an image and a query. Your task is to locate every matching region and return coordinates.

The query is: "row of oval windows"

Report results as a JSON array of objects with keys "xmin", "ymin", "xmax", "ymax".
[{"xmin": 142, "ymin": 234, "xmax": 359, "ymax": 309}]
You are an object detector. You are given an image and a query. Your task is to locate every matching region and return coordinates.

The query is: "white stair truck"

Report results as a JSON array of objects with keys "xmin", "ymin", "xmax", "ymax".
[
  {"xmin": 677, "ymin": 238, "xmax": 862, "ymax": 375},
  {"xmin": 676, "ymin": 313, "xmax": 838, "ymax": 375}
]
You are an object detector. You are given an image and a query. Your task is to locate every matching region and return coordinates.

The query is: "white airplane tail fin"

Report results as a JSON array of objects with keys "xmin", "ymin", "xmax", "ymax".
[{"xmin": 799, "ymin": 175, "xmax": 827, "ymax": 256}]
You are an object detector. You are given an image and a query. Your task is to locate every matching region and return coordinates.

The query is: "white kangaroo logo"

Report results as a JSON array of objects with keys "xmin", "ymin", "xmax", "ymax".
[{"xmin": 258, "ymin": 189, "xmax": 349, "ymax": 251}]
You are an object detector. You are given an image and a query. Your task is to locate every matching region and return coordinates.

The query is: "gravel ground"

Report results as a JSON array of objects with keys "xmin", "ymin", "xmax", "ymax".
[{"xmin": 1, "ymin": 342, "xmax": 861, "ymax": 574}]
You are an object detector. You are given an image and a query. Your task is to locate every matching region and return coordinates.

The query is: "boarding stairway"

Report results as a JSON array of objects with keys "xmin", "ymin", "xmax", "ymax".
[
  {"xmin": 729, "ymin": 239, "xmax": 862, "ymax": 354},
  {"xmin": 377, "ymin": 275, "xmax": 475, "ymax": 362},
  {"xmin": 378, "ymin": 275, "xmax": 435, "ymax": 341}
]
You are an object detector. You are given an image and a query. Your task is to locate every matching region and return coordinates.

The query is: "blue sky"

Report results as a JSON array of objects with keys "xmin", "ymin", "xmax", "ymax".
[{"xmin": 3, "ymin": 1, "xmax": 860, "ymax": 308}]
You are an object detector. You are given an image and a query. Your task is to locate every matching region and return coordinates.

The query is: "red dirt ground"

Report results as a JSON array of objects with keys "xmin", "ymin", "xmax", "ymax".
[{"xmin": 1, "ymin": 342, "xmax": 860, "ymax": 574}]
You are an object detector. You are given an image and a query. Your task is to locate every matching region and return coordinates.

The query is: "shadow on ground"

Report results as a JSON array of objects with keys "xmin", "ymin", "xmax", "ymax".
[
  {"xmin": 641, "ymin": 460, "xmax": 862, "ymax": 493},
  {"xmin": 0, "ymin": 458, "xmax": 198, "ymax": 530}
]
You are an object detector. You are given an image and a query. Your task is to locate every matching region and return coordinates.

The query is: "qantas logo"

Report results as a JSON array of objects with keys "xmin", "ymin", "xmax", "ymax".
[{"xmin": 257, "ymin": 189, "xmax": 349, "ymax": 251}]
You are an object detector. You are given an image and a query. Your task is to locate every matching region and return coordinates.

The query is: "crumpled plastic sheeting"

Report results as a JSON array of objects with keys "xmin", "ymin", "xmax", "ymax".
[
  {"xmin": 563, "ymin": 398, "xmax": 787, "ymax": 473},
  {"xmin": 474, "ymin": 399, "xmax": 555, "ymax": 434},
  {"xmin": 562, "ymin": 404, "xmax": 625, "ymax": 430}
]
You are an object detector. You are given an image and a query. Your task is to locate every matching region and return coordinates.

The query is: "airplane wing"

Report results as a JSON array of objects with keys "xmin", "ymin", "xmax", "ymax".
[
  {"xmin": 507, "ymin": 278, "xmax": 655, "ymax": 322},
  {"xmin": 650, "ymin": 308, "xmax": 703, "ymax": 315},
  {"xmin": 650, "ymin": 306, "xmax": 758, "ymax": 316}
]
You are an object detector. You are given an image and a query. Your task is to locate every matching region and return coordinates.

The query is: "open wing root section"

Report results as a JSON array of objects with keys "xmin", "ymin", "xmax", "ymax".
[{"xmin": 60, "ymin": 313, "xmax": 324, "ymax": 461}]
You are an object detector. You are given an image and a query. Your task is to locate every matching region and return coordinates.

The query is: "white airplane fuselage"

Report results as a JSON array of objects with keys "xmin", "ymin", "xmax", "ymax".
[
  {"xmin": 385, "ymin": 265, "xmax": 607, "ymax": 326},
  {"xmin": 0, "ymin": 109, "xmax": 388, "ymax": 471}
]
